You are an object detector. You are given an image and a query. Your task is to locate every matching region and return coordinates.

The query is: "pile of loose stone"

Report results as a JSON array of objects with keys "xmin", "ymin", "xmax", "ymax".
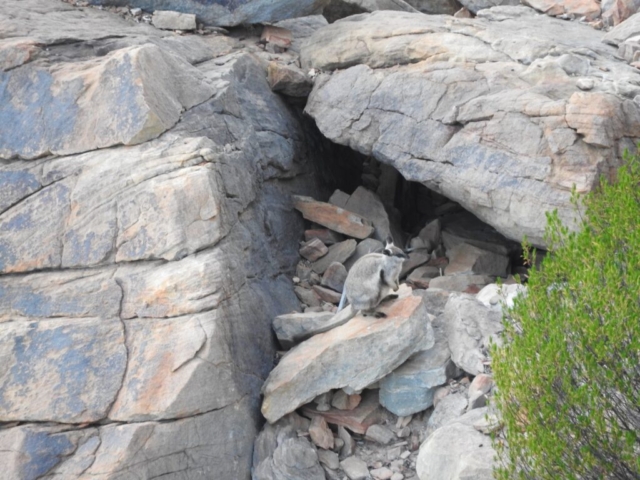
[{"xmin": 253, "ymin": 183, "xmax": 527, "ymax": 480}]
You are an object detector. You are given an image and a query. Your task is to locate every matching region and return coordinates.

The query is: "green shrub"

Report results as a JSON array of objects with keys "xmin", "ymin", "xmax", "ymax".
[{"xmin": 492, "ymin": 150, "xmax": 640, "ymax": 480}]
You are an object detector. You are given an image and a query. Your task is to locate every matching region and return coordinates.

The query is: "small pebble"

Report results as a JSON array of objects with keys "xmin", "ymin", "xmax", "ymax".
[
  {"xmin": 391, "ymin": 473, "xmax": 404, "ymax": 480},
  {"xmin": 400, "ymin": 450, "xmax": 411, "ymax": 459}
]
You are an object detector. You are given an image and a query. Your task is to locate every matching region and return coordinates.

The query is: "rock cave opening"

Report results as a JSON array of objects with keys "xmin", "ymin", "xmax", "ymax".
[{"xmin": 305, "ymin": 135, "xmax": 530, "ymax": 292}]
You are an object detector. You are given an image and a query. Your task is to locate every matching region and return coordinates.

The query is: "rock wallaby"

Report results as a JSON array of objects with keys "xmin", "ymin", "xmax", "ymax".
[{"xmin": 337, "ymin": 236, "xmax": 409, "ymax": 318}]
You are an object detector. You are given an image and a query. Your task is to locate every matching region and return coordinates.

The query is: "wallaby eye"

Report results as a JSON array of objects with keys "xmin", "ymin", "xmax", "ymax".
[{"xmin": 383, "ymin": 249, "xmax": 391, "ymax": 256}]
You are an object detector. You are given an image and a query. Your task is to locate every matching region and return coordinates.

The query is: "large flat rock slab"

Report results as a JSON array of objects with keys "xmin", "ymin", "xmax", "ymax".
[
  {"xmin": 302, "ymin": 9, "xmax": 640, "ymax": 247},
  {"xmin": 261, "ymin": 294, "xmax": 434, "ymax": 423},
  {"xmin": 293, "ymin": 195, "xmax": 374, "ymax": 239}
]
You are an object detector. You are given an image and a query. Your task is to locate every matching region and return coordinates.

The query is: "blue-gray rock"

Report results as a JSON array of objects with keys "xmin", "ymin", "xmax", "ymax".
[
  {"xmin": 1, "ymin": 396, "xmax": 262, "ymax": 479},
  {"xmin": 89, "ymin": 0, "xmax": 332, "ymax": 27},
  {"xmin": 0, "ymin": 44, "xmax": 214, "ymax": 160},
  {"xmin": 0, "ymin": 318, "xmax": 126, "ymax": 423},
  {"xmin": 379, "ymin": 328, "xmax": 459, "ymax": 416}
]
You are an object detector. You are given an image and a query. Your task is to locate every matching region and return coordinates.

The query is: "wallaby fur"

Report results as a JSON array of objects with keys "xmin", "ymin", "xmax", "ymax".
[{"xmin": 338, "ymin": 237, "xmax": 408, "ymax": 317}]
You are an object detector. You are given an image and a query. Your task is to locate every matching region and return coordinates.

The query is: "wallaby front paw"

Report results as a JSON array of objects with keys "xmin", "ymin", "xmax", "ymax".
[
  {"xmin": 374, "ymin": 311, "xmax": 387, "ymax": 318},
  {"xmin": 385, "ymin": 294, "xmax": 398, "ymax": 301}
]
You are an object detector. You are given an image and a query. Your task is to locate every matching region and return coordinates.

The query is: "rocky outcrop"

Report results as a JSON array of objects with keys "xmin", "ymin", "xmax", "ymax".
[
  {"xmin": 261, "ymin": 294, "xmax": 434, "ymax": 423},
  {"xmin": 0, "ymin": 0, "xmax": 322, "ymax": 478},
  {"xmin": 302, "ymin": 9, "xmax": 640, "ymax": 247},
  {"xmin": 88, "ymin": 0, "xmax": 331, "ymax": 26}
]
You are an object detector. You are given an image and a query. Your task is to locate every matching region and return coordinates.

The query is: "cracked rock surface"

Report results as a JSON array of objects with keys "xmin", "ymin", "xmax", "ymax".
[
  {"xmin": 0, "ymin": 0, "xmax": 324, "ymax": 478},
  {"xmin": 302, "ymin": 8, "xmax": 640, "ymax": 247}
]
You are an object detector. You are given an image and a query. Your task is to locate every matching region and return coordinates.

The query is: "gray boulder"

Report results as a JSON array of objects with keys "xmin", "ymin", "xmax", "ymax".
[
  {"xmin": 442, "ymin": 294, "xmax": 504, "ymax": 375},
  {"xmin": 417, "ymin": 411, "xmax": 497, "ymax": 480},
  {"xmin": 379, "ymin": 327, "xmax": 458, "ymax": 416},
  {"xmin": 302, "ymin": 10, "xmax": 640, "ymax": 247},
  {"xmin": 89, "ymin": 0, "xmax": 332, "ymax": 27}
]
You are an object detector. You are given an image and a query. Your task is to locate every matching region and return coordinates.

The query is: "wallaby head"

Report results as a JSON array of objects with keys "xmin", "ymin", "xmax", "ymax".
[{"xmin": 383, "ymin": 235, "xmax": 409, "ymax": 260}]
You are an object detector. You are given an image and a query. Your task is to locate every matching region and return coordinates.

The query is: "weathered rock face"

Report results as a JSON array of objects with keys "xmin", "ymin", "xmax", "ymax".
[
  {"xmin": 302, "ymin": 9, "xmax": 640, "ymax": 247},
  {"xmin": 88, "ymin": 0, "xmax": 331, "ymax": 26},
  {"xmin": 0, "ymin": 0, "xmax": 323, "ymax": 478}
]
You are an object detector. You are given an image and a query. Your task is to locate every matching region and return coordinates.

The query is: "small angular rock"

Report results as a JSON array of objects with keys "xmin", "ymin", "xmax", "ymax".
[
  {"xmin": 305, "ymin": 228, "xmax": 344, "ymax": 245},
  {"xmin": 418, "ymin": 219, "xmax": 441, "ymax": 250},
  {"xmin": 303, "ymin": 391, "xmax": 384, "ymax": 435},
  {"xmin": 312, "ymin": 240, "xmax": 357, "ymax": 274},
  {"xmin": 293, "ymin": 195, "xmax": 374, "ymax": 239},
  {"xmin": 294, "ymin": 286, "xmax": 322, "ymax": 307},
  {"xmin": 426, "ymin": 393, "xmax": 468, "ymax": 436},
  {"xmin": 445, "ymin": 243, "xmax": 509, "ymax": 277},
  {"xmin": 400, "ymin": 250, "xmax": 431, "ymax": 278},
  {"xmin": 321, "ymin": 262, "xmax": 348, "ymax": 292},
  {"xmin": 300, "ymin": 238, "xmax": 329, "ymax": 261},
  {"xmin": 268, "ymin": 61, "xmax": 313, "ymax": 97},
  {"xmin": 261, "ymin": 25, "xmax": 293, "ymax": 49},
  {"xmin": 152, "ymin": 10, "xmax": 197, "ymax": 30},
  {"xmin": 340, "ymin": 456, "xmax": 370, "ymax": 480},
  {"xmin": 407, "ymin": 266, "xmax": 441, "ymax": 289},
  {"xmin": 344, "ymin": 238, "xmax": 384, "ymax": 270},
  {"xmin": 371, "ymin": 466, "xmax": 394, "ymax": 479},
  {"xmin": 318, "ymin": 449, "xmax": 340, "ymax": 470},
  {"xmin": 331, "ymin": 390, "xmax": 362, "ymax": 410},
  {"xmin": 309, "ymin": 415, "xmax": 334, "ymax": 450},
  {"xmin": 366, "ymin": 424, "xmax": 395, "ymax": 445},
  {"xmin": 337, "ymin": 426, "xmax": 355, "ymax": 457},
  {"xmin": 344, "ymin": 186, "xmax": 394, "ymax": 242},
  {"xmin": 328, "ymin": 189, "xmax": 350, "ymax": 207},
  {"xmin": 313, "ymin": 285, "xmax": 343, "ymax": 304}
]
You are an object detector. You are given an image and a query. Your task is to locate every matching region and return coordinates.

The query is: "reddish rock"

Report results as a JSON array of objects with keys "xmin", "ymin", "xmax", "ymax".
[
  {"xmin": 260, "ymin": 25, "xmax": 293, "ymax": 49},
  {"xmin": 313, "ymin": 285, "xmax": 343, "ymax": 304},
  {"xmin": 292, "ymin": 195, "xmax": 374, "ymax": 239},
  {"xmin": 305, "ymin": 228, "xmax": 344, "ymax": 245},
  {"xmin": 309, "ymin": 415, "xmax": 334, "ymax": 449},
  {"xmin": 302, "ymin": 391, "xmax": 384, "ymax": 435},
  {"xmin": 300, "ymin": 238, "xmax": 329, "ymax": 261},
  {"xmin": 331, "ymin": 390, "xmax": 362, "ymax": 411}
]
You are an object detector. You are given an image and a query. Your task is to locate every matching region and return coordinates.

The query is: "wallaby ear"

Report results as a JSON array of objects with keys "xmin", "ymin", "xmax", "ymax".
[{"xmin": 385, "ymin": 234, "xmax": 394, "ymax": 247}]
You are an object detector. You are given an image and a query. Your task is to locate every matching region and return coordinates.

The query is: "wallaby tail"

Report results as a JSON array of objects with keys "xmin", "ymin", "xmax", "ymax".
[{"xmin": 337, "ymin": 289, "xmax": 347, "ymax": 312}]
